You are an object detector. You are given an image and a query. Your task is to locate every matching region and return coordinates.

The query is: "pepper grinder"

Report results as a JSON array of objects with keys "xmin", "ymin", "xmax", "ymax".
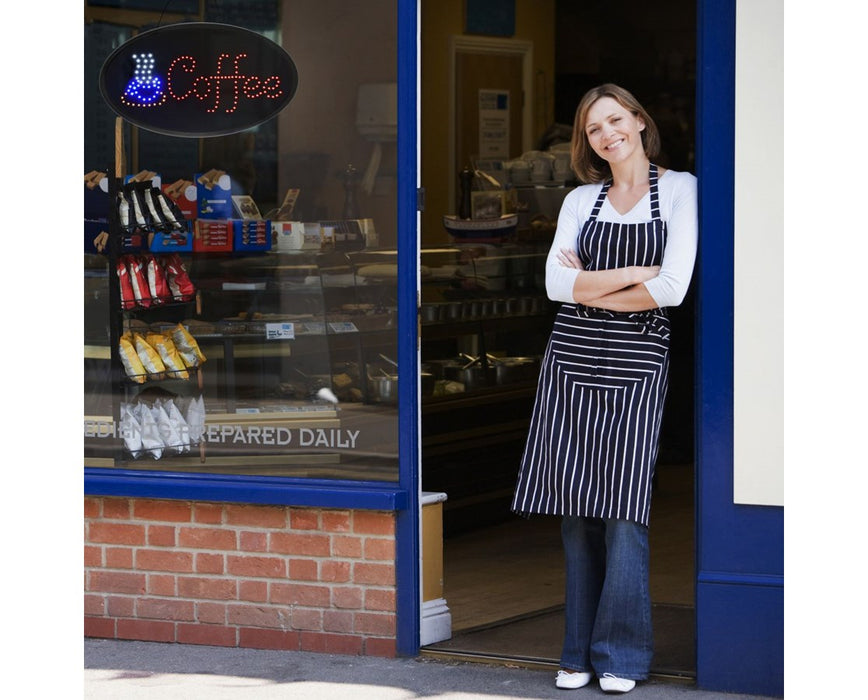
[
  {"xmin": 341, "ymin": 163, "xmax": 360, "ymax": 219},
  {"xmin": 458, "ymin": 165, "xmax": 473, "ymax": 219}
]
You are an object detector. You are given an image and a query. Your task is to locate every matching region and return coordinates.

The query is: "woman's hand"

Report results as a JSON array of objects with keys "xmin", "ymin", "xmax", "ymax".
[
  {"xmin": 630, "ymin": 265, "xmax": 661, "ymax": 285},
  {"xmin": 557, "ymin": 248, "xmax": 583, "ymax": 269}
]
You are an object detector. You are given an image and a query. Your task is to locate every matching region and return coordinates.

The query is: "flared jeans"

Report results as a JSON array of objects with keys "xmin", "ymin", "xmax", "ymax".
[{"xmin": 560, "ymin": 516, "xmax": 653, "ymax": 680}]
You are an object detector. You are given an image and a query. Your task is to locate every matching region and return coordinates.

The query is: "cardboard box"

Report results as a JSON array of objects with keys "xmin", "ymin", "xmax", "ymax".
[
  {"xmin": 149, "ymin": 220, "xmax": 193, "ymax": 253},
  {"xmin": 193, "ymin": 219, "xmax": 233, "ymax": 252},
  {"xmin": 233, "ymin": 219, "xmax": 272, "ymax": 252},
  {"xmin": 84, "ymin": 218, "xmax": 109, "ymax": 254},
  {"xmin": 161, "ymin": 179, "xmax": 197, "ymax": 219},
  {"xmin": 84, "ymin": 174, "xmax": 110, "ymax": 220},
  {"xmin": 273, "ymin": 222, "xmax": 323, "ymax": 251},
  {"xmin": 195, "ymin": 170, "xmax": 233, "ymax": 219}
]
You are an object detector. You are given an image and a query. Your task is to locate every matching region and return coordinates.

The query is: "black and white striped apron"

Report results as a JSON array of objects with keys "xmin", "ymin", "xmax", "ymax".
[{"xmin": 511, "ymin": 164, "xmax": 669, "ymax": 527}]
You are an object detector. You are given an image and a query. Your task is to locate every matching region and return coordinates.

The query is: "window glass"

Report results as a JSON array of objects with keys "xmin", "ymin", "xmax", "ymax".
[{"xmin": 84, "ymin": 0, "xmax": 399, "ymax": 481}]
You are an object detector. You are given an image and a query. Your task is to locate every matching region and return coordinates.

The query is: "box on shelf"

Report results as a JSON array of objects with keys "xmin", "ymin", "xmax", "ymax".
[
  {"xmin": 161, "ymin": 179, "xmax": 197, "ymax": 219},
  {"xmin": 149, "ymin": 220, "xmax": 194, "ymax": 252},
  {"xmin": 233, "ymin": 219, "xmax": 272, "ymax": 252},
  {"xmin": 84, "ymin": 218, "xmax": 109, "ymax": 254},
  {"xmin": 84, "ymin": 172, "xmax": 109, "ymax": 220},
  {"xmin": 273, "ymin": 222, "xmax": 323, "ymax": 251},
  {"xmin": 195, "ymin": 170, "xmax": 233, "ymax": 219},
  {"xmin": 193, "ymin": 219, "xmax": 233, "ymax": 252}
]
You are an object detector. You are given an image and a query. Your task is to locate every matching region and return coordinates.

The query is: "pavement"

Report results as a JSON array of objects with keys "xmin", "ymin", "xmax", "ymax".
[{"xmin": 84, "ymin": 638, "xmax": 777, "ymax": 699}]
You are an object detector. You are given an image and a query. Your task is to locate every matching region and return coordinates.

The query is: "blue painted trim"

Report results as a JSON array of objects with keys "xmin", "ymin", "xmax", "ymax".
[
  {"xmin": 85, "ymin": 468, "xmax": 408, "ymax": 510},
  {"xmin": 697, "ymin": 571, "xmax": 783, "ymax": 589},
  {"xmin": 394, "ymin": 0, "xmax": 421, "ymax": 657},
  {"xmin": 696, "ymin": 0, "xmax": 784, "ymax": 694}
]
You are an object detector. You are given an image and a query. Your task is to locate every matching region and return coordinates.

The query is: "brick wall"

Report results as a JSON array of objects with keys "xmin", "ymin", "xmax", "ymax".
[{"xmin": 84, "ymin": 497, "xmax": 397, "ymax": 656}]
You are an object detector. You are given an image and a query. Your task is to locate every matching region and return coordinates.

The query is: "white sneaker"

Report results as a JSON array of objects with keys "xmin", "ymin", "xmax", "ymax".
[
  {"xmin": 599, "ymin": 673, "xmax": 636, "ymax": 693},
  {"xmin": 555, "ymin": 669, "xmax": 593, "ymax": 689}
]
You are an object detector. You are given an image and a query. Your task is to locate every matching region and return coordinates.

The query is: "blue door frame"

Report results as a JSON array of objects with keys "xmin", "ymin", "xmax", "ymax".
[
  {"xmin": 395, "ymin": 0, "xmax": 784, "ymax": 694},
  {"xmin": 695, "ymin": 0, "xmax": 784, "ymax": 695}
]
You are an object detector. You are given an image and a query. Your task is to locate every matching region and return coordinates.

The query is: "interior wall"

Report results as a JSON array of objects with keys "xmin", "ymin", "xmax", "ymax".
[
  {"xmin": 277, "ymin": 0, "xmax": 399, "ymax": 246},
  {"xmin": 420, "ymin": 0, "xmax": 556, "ymax": 247}
]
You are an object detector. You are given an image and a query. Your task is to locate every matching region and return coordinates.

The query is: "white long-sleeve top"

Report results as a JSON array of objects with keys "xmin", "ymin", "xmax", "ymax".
[{"xmin": 545, "ymin": 169, "xmax": 698, "ymax": 308}]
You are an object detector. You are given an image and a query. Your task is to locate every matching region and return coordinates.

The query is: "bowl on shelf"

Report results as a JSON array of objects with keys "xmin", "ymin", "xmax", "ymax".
[{"xmin": 442, "ymin": 214, "xmax": 518, "ymax": 243}]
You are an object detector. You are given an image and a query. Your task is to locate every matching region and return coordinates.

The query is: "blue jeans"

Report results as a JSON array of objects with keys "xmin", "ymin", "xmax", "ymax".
[{"xmin": 560, "ymin": 516, "xmax": 653, "ymax": 680}]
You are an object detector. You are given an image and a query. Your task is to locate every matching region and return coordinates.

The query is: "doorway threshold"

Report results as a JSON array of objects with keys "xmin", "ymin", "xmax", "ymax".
[{"xmin": 422, "ymin": 603, "xmax": 696, "ymax": 680}]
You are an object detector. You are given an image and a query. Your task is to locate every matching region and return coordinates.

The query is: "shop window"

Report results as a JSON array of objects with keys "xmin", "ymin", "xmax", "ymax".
[{"xmin": 84, "ymin": 0, "xmax": 400, "ymax": 483}]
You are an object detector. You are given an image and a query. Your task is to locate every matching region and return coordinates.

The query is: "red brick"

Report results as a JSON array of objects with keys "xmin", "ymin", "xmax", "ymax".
[
  {"xmin": 178, "ymin": 577, "xmax": 237, "ymax": 601},
  {"xmin": 179, "ymin": 527, "xmax": 237, "ymax": 551},
  {"xmin": 177, "ymin": 623, "xmax": 236, "ymax": 647},
  {"xmin": 227, "ymin": 555, "xmax": 286, "ymax": 579},
  {"xmin": 84, "ymin": 593, "xmax": 105, "ymax": 616},
  {"xmin": 195, "ymin": 553, "xmax": 225, "ymax": 575},
  {"xmin": 321, "ymin": 510, "xmax": 351, "ymax": 533},
  {"xmin": 147, "ymin": 574, "xmax": 176, "ymax": 596},
  {"xmin": 323, "ymin": 609, "xmax": 354, "ymax": 633},
  {"xmin": 320, "ymin": 560, "xmax": 351, "ymax": 583},
  {"xmin": 240, "ymin": 531, "xmax": 268, "ymax": 552},
  {"xmin": 288, "ymin": 558, "xmax": 319, "ymax": 581},
  {"xmin": 136, "ymin": 549, "xmax": 194, "ymax": 573},
  {"xmin": 88, "ymin": 522, "xmax": 146, "ymax": 546},
  {"xmin": 105, "ymin": 547, "xmax": 133, "ymax": 569},
  {"xmin": 106, "ymin": 596, "xmax": 135, "ymax": 617},
  {"xmin": 89, "ymin": 570, "xmax": 146, "ymax": 595},
  {"xmin": 138, "ymin": 598, "xmax": 195, "ymax": 621},
  {"xmin": 238, "ymin": 627, "xmax": 299, "ymax": 650},
  {"xmin": 101, "ymin": 498, "xmax": 131, "ymax": 520},
  {"xmin": 84, "ymin": 498, "xmax": 102, "ymax": 519},
  {"xmin": 117, "ymin": 618, "xmax": 175, "ymax": 643},
  {"xmin": 290, "ymin": 608, "xmax": 323, "ymax": 631},
  {"xmin": 133, "ymin": 499, "xmax": 192, "ymax": 523},
  {"xmin": 271, "ymin": 582, "xmax": 330, "ymax": 608},
  {"xmin": 353, "ymin": 511, "xmax": 394, "ymax": 536},
  {"xmin": 364, "ymin": 538, "xmax": 395, "ymax": 561},
  {"xmin": 332, "ymin": 586, "xmax": 363, "ymax": 610},
  {"xmin": 270, "ymin": 532, "xmax": 330, "ymax": 557},
  {"xmin": 365, "ymin": 637, "xmax": 397, "ymax": 657},
  {"xmin": 353, "ymin": 562, "xmax": 395, "ymax": 586},
  {"xmin": 84, "ymin": 545, "xmax": 103, "ymax": 568},
  {"xmin": 193, "ymin": 503, "xmax": 224, "ymax": 524},
  {"xmin": 332, "ymin": 535, "xmax": 363, "ymax": 558},
  {"xmin": 239, "ymin": 580, "xmax": 268, "ymax": 603},
  {"xmin": 365, "ymin": 589, "xmax": 396, "ymax": 612},
  {"xmin": 225, "ymin": 504, "xmax": 287, "ymax": 528},
  {"xmin": 147, "ymin": 525, "xmax": 176, "ymax": 547},
  {"xmin": 84, "ymin": 616, "xmax": 116, "ymax": 639},
  {"xmin": 300, "ymin": 631, "xmax": 363, "ymax": 655},
  {"xmin": 289, "ymin": 509, "xmax": 320, "ymax": 530},
  {"xmin": 354, "ymin": 612, "xmax": 396, "ymax": 636},
  {"xmin": 228, "ymin": 603, "xmax": 290, "ymax": 629},
  {"xmin": 196, "ymin": 602, "xmax": 227, "ymax": 625}
]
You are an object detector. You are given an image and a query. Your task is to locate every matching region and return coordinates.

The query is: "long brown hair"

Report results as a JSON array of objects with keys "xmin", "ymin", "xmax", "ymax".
[{"xmin": 570, "ymin": 84, "xmax": 661, "ymax": 183}]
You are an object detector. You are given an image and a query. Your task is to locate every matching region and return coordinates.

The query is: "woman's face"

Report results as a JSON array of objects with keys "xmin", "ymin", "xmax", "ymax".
[{"xmin": 583, "ymin": 96, "xmax": 646, "ymax": 166}]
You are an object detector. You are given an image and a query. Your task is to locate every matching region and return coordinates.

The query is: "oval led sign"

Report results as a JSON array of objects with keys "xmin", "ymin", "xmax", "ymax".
[{"xmin": 99, "ymin": 22, "xmax": 299, "ymax": 137}]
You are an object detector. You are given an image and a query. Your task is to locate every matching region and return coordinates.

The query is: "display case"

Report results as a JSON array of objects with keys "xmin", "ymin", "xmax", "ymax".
[
  {"xmin": 417, "ymin": 242, "xmax": 558, "ymax": 535},
  {"xmin": 84, "ymin": 234, "xmax": 402, "ymax": 481}
]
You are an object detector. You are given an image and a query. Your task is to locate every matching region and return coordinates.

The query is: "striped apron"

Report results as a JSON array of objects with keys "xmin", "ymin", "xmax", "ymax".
[{"xmin": 511, "ymin": 164, "xmax": 669, "ymax": 527}]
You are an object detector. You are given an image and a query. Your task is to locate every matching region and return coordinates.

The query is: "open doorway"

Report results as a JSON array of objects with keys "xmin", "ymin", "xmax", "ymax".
[{"xmin": 419, "ymin": 0, "xmax": 697, "ymax": 679}]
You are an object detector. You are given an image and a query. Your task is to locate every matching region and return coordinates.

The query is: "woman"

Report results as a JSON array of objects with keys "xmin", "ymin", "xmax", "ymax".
[{"xmin": 511, "ymin": 84, "xmax": 697, "ymax": 694}]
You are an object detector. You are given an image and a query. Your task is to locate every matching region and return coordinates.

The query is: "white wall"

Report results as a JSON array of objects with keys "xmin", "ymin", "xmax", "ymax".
[{"xmin": 733, "ymin": 0, "xmax": 784, "ymax": 505}]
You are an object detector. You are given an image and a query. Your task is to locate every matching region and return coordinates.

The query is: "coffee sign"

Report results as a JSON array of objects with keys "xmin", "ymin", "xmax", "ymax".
[{"xmin": 99, "ymin": 22, "xmax": 299, "ymax": 137}]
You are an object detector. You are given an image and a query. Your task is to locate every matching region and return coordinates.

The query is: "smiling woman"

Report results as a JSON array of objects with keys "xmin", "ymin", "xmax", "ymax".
[{"xmin": 510, "ymin": 83, "xmax": 697, "ymax": 693}]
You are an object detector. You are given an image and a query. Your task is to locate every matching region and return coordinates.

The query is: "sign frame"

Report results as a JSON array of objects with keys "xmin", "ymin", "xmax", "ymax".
[{"xmin": 98, "ymin": 22, "xmax": 299, "ymax": 138}]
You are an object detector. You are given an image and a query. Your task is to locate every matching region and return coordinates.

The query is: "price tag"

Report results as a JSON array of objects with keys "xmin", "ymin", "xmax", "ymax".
[
  {"xmin": 328, "ymin": 321, "xmax": 359, "ymax": 334},
  {"xmin": 265, "ymin": 322, "xmax": 295, "ymax": 340}
]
